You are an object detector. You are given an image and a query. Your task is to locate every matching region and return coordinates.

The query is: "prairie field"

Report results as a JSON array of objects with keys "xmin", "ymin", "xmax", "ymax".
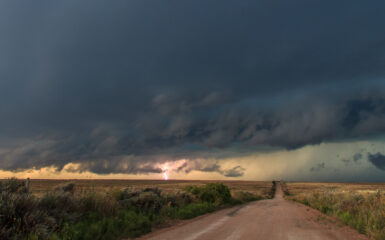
[
  {"xmin": 282, "ymin": 182, "xmax": 385, "ymax": 240},
  {"xmin": 283, "ymin": 182, "xmax": 385, "ymax": 195},
  {"xmin": 0, "ymin": 178, "xmax": 274, "ymax": 240},
  {"xmin": 27, "ymin": 179, "xmax": 274, "ymax": 199}
]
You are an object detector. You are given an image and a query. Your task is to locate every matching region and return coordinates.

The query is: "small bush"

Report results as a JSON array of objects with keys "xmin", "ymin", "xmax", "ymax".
[
  {"xmin": 184, "ymin": 185, "xmax": 201, "ymax": 195},
  {"xmin": 185, "ymin": 183, "xmax": 231, "ymax": 206},
  {"xmin": 78, "ymin": 193, "xmax": 118, "ymax": 218},
  {"xmin": 0, "ymin": 179, "xmax": 55, "ymax": 240},
  {"xmin": 0, "ymin": 178, "xmax": 28, "ymax": 193},
  {"xmin": 119, "ymin": 190, "xmax": 163, "ymax": 215},
  {"xmin": 38, "ymin": 191, "xmax": 79, "ymax": 229}
]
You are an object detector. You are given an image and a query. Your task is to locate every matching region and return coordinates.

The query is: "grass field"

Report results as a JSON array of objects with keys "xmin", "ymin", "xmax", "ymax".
[
  {"xmin": 282, "ymin": 182, "xmax": 385, "ymax": 240},
  {"xmin": 0, "ymin": 178, "xmax": 273, "ymax": 240},
  {"xmin": 27, "ymin": 179, "xmax": 274, "ymax": 199},
  {"xmin": 283, "ymin": 182, "xmax": 385, "ymax": 195}
]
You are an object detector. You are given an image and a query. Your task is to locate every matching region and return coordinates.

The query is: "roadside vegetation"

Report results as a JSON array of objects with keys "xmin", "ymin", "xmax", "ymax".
[
  {"xmin": 282, "ymin": 181, "xmax": 385, "ymax": 240},
  {"xmin": 270, "ymin": 181, "xmax": 276, "ymax": 198},
  {"xmin": 280, "ymin": 181, "xmax": 290, "ymax": 196},
  {"xmin": 0, "ymin": 178, "xmax": 271, "ymax": 240}
]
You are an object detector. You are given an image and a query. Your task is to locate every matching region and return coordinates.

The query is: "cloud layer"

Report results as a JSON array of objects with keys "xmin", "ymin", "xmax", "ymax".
[{"xmin": 0, "ymin": 0, "xmax": 385, "ymax": 178}]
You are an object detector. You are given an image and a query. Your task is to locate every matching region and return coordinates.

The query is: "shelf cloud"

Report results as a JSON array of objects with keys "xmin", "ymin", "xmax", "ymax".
[{"xmin": 1, "ymin": 0, "xmax": 385, "ymax": 180}]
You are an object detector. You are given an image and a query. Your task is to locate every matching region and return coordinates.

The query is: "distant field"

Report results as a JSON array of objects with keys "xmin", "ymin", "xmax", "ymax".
[
  {"xmin": 22, "ymin": 179, "xmax": 273, "ymax": 198},
  {"xmin": 285, "ymin": 182, "xmax": 385, "ymax": 198},
  {"xmin": 282, "ymin": 182, "xmax": 385, "ymax": 239},
  {"xmin": 284, "ymin": 182, "xmax": 385, "ymax": 196}
]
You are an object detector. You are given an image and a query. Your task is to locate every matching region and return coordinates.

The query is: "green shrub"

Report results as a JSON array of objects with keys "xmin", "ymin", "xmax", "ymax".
[
  {"xmin": 60, "ymin": 211, "xmax": 151, "ymax": 240},
  {"xmin": 0, "ymin": 178, "xmax": 28, "ymax": 193},
  {"xmin": 177, "ymin": 202, "xmax": 215, "ymax": 219},
  {"xmin": 185, "ymin": 183, "xmax": 231, "ymax": 206},
  {"xmin": 163, "ymin": 192, "xmax": 195, "ymax": 208},
  {"xmin": 184, "ymin": 185, "xmax": 201, "ymax": 195},
  {"xmin": 78, "ymin": 193, "xmax": 117, "ymax": 218},
  {"xmin": 159, "ymin": 205, "xmax": 178, "ymax": 218},
  {"xmin": 38, "ymin": 192, "xmax": 79, "ymax": 228},
  {"xmin": 0, "ymin": 179, "xmax": 55, "ymax": 240},
  {"xmin": 119, "ymin": 191, "xmax": 163, "ymax": 215}
]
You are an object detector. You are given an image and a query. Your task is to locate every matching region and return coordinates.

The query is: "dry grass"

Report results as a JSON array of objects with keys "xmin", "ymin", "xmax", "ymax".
[
  {"xmin": 18, "ymin": 179, "xmax": 273, "ymax": 199},
  {"xmin": 283, "ymin": 182, "xmax": 385, "ymax": 240},
  {"xmin": 284, "ymin": 182, "xmax": 385, "ymax": 196}
]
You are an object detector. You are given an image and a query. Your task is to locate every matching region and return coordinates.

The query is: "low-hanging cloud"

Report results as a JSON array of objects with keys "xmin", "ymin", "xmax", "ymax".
[
  {"xmin": 223, "ymin": 166, "xmax": 245, "ymax": 177},
  {"xmin": 368, "ymin": 153, "xmax": 385, "ymax": 171},
  {"xmin": 1, "ymin": 93, "xmax": 385, "ymax": 175}
]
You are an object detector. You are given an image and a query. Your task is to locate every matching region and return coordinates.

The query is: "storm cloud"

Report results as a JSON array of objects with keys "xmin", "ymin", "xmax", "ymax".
[
  {"xmin": 223, "ymin": 166, "xmax": 245, "ymax": 177},
  {"xmin": 368, "ymin": 153, "xmax": 385, "ymax": 171},
  {"xmin": 1, "ymin": 0, "xmax": 385, "ymax": 177}
]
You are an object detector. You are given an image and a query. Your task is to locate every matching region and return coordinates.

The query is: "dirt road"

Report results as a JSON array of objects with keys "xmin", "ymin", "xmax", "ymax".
[{"xmin": 140, "ymin": 182, "xmax": 368, "ymax": 240}]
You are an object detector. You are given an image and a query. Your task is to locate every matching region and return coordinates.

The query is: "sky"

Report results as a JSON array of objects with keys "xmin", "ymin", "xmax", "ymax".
[{"xmin": 1, "ymin": 0, "xmax": 385, "ymax": 181}]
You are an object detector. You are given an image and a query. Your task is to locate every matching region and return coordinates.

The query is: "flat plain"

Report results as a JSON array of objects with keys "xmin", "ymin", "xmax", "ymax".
[
  {"xmin": 284, "ymin": 182, "xmax": 385, "ymax": 195},
  {"xmin": 26, "ymin": 179, "xmax": 274, "ymax": 198}
]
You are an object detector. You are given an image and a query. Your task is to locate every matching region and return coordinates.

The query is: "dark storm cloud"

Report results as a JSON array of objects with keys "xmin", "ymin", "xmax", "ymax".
[
  {"xmin": 1, "ymin": 0, "xmax": 385, "ymax": 175},
  {"xmin": 174, "ymin": 160, "xmax": 245, "ymax": 177},
  {"xmin": 368, "ymin": 153, "xmax": 385, "ymax": 171},
  {"xmin": 223, "ymin": 166, "xmax": 245, "ymax": 177}
]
